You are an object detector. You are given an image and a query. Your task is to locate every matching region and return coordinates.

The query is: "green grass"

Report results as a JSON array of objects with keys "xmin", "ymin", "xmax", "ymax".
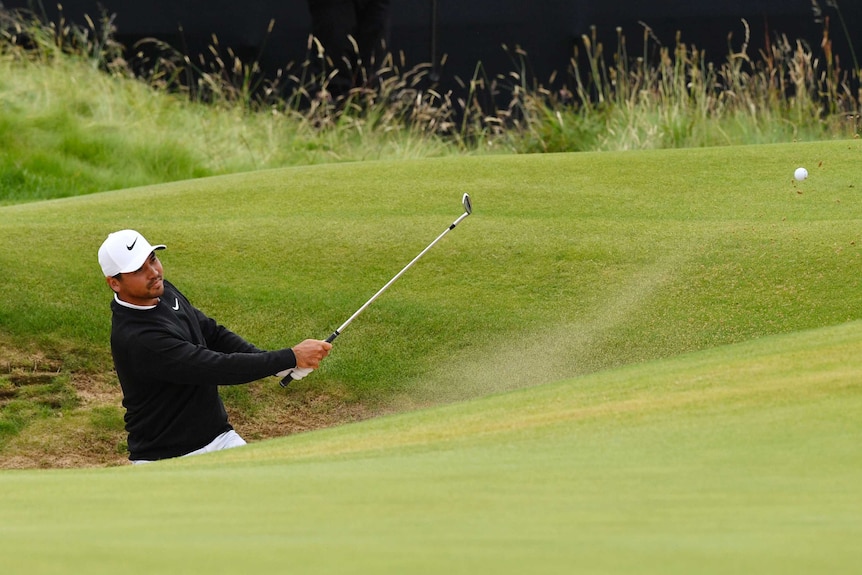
[
  {"xmin": 1, "ymin": 319, "xmax": 860, "ymax": 573},
  {"xmin": 2, "ymin": 139, "xmax": 861, "ymax": 463},
  {"xmin": 2, "ymin": 140, "xmax": 861, "ymax": 398},
  {"xmin": 1, "ymin": 112, "xmax": 861, "ymax": 574},
  {"xmin": 0, "ymin": 370, "xmax": 78, "ymax": 449},
  {"xmin": 0, "ymin": 55, "xmax": 458, "ymax": 205}
]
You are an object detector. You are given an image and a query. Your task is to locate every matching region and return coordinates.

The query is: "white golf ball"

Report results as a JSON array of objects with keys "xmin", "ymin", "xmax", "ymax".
[{"xmin": 794, "ymin": 167, "xmax": 808, "ymax": 181}]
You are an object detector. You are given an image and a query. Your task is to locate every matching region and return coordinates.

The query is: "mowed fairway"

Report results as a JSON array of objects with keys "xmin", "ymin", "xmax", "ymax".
[
  {"xmin": 1, "ymin": 140, "xmax": 862, "ymax": 572},
  {"xmin": 1, "ymin": 322, "xmax": 861, "ymax": 573}
]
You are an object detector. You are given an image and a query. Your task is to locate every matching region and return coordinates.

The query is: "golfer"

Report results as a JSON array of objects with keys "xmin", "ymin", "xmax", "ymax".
[{"xmin": 98, "ymin": 229, "xmax": 332, "ymax": 463}]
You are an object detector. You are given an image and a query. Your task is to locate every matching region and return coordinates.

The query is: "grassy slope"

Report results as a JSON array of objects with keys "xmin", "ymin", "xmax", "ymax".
[
  {"xmin": 2, "ymin": 141, "xmax": 861, "ymax": 570},
  {"xmin": 2, "ymin": 139, "xmax": 862, "ymax": 464},
  {"xmin": 2, "ymin": 140, "xmax": 861, "ymax": 393},
  {"xmin": 0, "ymin": 320, "xmax": 860, "ymax": 574}
]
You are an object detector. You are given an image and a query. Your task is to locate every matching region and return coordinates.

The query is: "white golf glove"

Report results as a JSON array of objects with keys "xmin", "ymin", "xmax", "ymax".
[{"xmin": 276, "ymin": 366, "xmax": 313, "ymax": 381}]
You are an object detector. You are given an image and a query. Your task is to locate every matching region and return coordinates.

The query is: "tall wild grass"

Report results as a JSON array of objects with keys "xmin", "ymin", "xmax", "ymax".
[{"xmin": 0, "ymin": 3, "xmax": 859, "ymax": 202}]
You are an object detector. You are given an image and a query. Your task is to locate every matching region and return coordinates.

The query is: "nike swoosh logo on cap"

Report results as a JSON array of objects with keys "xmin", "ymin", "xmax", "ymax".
[{"xmin": 126, "ymin": 237, "xmax": 138, "ymax": 251}]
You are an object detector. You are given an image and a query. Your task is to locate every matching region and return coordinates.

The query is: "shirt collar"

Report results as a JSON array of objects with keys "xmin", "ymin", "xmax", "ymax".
[{"xmin": 114, "ymin": 293, "xmax": 159, "ymax": 311}]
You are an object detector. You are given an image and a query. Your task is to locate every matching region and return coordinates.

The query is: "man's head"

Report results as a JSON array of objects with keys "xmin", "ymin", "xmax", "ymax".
[{"xmin": 99, "ymin": 230, "xmax": 167, "ymax": 306}]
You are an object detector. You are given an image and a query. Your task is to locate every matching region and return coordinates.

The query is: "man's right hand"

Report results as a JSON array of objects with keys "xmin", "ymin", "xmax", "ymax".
[{"xmin": 291, "ymin": 339, "xmax": 332, "ymax": 369}]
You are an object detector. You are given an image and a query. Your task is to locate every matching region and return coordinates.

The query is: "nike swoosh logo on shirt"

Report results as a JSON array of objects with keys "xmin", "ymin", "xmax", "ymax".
[
  {"xmin": 172, "ymin": 298, "xmax": 180, "ymax": 311},
  {"xmin": 126, "ymin": 237, "xmax": 138, "ymax": 250}
]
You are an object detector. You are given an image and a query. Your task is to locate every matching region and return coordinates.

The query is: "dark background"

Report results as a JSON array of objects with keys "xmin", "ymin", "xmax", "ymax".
[{"xmin": 2, "ymin": 1, "xmax": 859, "ymax": 92}]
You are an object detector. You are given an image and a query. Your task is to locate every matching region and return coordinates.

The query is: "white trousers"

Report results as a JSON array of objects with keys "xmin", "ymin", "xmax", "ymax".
[{"xmin": 132, "ymin": 430, "xmax": 246, "ymax": 464}]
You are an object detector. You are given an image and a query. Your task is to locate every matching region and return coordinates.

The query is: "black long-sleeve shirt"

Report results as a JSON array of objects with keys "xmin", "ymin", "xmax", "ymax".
[{"xmin": 110, "ymin": 280, "xmax": 296, "ymax": 461}]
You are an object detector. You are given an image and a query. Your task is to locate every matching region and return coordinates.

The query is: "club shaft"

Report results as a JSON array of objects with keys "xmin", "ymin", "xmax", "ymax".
[
  {"xmin": 281, "ymin": 201, "xmax": 471, "ymax": 387},
  {"xmin": 328, "ymin": 210, "xmax": 470, "ymax": 342}
]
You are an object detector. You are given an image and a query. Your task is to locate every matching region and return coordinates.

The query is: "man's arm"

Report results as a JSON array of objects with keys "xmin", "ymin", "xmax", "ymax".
[{"xmin": 131, "ymin": 329, "xmax": 297, "ymax": 387}]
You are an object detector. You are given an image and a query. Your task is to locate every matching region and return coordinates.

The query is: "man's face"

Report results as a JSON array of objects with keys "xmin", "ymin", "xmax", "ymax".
[{"xmin": 107, "ymin": 251, "xmax": 165, "ymax": 306}]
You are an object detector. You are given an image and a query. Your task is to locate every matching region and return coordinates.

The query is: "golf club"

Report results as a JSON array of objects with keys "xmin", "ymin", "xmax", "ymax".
[{"xmin": 280, "ymin": 193, "xmax": 473, "ymax": 387}]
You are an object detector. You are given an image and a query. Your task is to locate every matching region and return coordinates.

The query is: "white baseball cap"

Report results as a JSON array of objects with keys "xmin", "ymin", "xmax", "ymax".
[{"xmin": 98, "ymin": 230, "xmax": 166, "ymax": 277}]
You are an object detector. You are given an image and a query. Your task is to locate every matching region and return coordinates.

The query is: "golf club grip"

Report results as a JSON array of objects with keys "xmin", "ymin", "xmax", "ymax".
[{"xmin": 280, "ymin": 332, "xmax": 339, "ymax": 387}]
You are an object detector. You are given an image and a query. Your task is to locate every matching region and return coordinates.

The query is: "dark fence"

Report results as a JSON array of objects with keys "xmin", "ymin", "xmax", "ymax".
[{"xmin": 3, "ymin": 1, "xmax": 859, "ymax": 93}]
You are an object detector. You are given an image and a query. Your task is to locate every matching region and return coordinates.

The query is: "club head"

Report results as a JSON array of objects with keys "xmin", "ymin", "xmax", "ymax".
[{"xmin": 462, "ymin": 193, "xmax": 473, "ymax": 215}]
